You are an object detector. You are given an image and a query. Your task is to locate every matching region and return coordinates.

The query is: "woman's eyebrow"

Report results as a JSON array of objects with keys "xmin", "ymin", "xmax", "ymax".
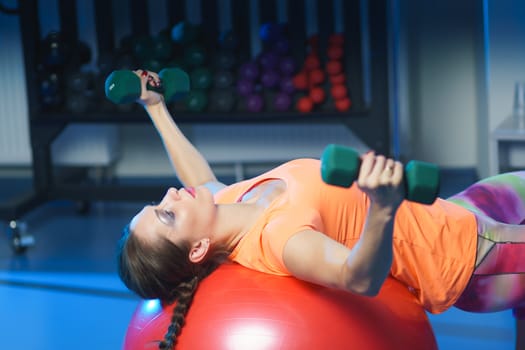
[
  {"xmin": 154, "ymin": 208, "xmax": 173, "ymax": 227},
  {"xmin": 153, "ymin": 208, "xmax": 163, "ymax": 222}
]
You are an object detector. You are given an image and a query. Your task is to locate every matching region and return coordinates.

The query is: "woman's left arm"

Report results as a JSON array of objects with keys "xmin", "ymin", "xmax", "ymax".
[
  {"xmin": 282, "ymin": 152, "xmax": 404, "ymax": 296},
  {"xmin": 282, "ymin": 207, "xmax": 396, "ymax": 297}
]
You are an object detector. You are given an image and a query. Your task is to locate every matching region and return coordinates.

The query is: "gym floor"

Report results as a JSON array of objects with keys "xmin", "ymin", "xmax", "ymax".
[{"xmin": 0, "ymin": 169, "xmax": 517, "ymax": 350}]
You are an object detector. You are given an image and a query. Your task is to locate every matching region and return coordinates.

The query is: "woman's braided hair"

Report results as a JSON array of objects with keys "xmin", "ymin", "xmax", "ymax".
[
  {"xmin": 117, "ymin": 224, "xmax": 224, "ymax": 349},
  {"xmin": 158, "ymin": 262, "xmax": 218, "ymax": 349},
  {"xmin": 159, "ymin": 276, "xmax": 199, "ymax": 349}
]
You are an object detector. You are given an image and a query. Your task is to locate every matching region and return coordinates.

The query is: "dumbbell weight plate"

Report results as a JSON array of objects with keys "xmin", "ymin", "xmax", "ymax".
[
  {"xmin": 65, "ymin": 92, "xmax": 91, "ymax": 114},
  {"xmin": 321, "ymin": 144, "xmax": 440, "ymax": 204},
  {"xmin": 320, "ymin": 144, "xmax": 360, "ymax": 187},
  {"xmin": 404, "ymin": 161, "xmax": 440, "ymax": 205},
  {"xmin": 210, "ymin": 88, "xmax": 236, "ymax": 112},
  {"xmin": 185, "ymin": 90, "xmax": 208, "ymax": 112},
  {"xmin": 214, "ymin": 70, "xmax": 234, "ymax": 89}
]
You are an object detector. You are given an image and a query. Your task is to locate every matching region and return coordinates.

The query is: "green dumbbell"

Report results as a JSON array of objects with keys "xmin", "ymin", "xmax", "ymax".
[
  {"xmin": 320, "ymin": 144, "xmax": 440, "ymax": 204},
  {"xmin": 104, "ymin": 68, "xmax": 190, "ymax": 105}
]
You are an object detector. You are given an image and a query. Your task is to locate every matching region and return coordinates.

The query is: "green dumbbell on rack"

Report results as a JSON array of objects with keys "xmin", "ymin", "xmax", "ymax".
[
  {"xmin": 104, "ymin": 68, "xmax": 190, "ymax": 104},
  {"xmin": 320, "ymin": 144, "xmax": 440, "ymax": 205}
]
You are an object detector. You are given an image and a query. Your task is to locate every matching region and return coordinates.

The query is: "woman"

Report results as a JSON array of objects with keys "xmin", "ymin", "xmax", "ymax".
[{"xmin": 117, "ymin": 70, "xmax": 525, "ymax": 350}]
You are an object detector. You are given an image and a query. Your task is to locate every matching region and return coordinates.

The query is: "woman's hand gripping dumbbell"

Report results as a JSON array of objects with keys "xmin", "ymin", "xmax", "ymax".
[
  {"xmin": 104, "ymin": 68, "xmax": 190, "ymax": 105},
  {"xmin": 320, "ymin": 144, "xmax": 440, "ymax": 205}
]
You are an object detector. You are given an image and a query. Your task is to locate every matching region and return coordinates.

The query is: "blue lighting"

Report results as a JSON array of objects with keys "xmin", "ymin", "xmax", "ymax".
[{"xmin": 143, "ymin": 299, "xmax": 162, "ymax": 315}]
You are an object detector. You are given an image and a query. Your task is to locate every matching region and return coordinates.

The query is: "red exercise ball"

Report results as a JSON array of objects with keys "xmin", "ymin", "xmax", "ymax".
[{"xmin": 123, "ymin": 263, "xmax": 437, "ymax": 350}]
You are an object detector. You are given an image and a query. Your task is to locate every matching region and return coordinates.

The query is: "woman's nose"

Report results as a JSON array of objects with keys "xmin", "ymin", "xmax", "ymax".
[
  {"xmin": 158, "ymin": 187, "xmax": 180, "ymax": 206},
  {"xmin": 166, "ymin": 187, "xmax": 181, "ymax": 200}
]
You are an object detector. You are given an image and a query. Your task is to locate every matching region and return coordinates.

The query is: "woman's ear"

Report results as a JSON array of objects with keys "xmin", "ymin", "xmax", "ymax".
[{"xmin": 189, "ymin": 238, "xmax": 210, "ymax": 263}]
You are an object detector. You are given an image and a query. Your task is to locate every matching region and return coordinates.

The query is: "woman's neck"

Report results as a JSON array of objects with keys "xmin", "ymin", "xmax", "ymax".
[
  {"xmin": 213, "ymin": 202, "xmax": 263, "ymax": 252},
  {"xmin": 212, "ymin": 179, "xmax": 287, "ymax": 252}
]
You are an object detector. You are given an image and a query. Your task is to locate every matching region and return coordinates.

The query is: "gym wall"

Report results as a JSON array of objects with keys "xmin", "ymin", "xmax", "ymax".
[{"xmin": 3, "ymin": 0, "xmax": 525, "ymax": 179}]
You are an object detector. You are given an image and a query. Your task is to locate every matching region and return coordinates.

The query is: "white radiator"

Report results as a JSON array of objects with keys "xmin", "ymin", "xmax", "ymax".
[
  {"xmin": 192, "ymin": 124, "xmax": 369, "ymax": 163},
  {"xmin": 0, "ymin": 2, "xmax": 119, "ymax": 168},
  {"xmin": 0, "ymin": 11, "xmax": 32, "ymax": 165}
]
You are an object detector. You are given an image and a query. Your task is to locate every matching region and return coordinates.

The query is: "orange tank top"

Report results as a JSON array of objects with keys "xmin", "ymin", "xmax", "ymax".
[{"xmin": 214, "ymin": 158, "xmax": 478, "ymax": 313}]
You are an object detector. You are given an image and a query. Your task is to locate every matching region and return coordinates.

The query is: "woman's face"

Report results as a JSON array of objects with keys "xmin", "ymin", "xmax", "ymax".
[{"xmin": 130, "ymin": 185, "xmax": 217, "ymax": 246}]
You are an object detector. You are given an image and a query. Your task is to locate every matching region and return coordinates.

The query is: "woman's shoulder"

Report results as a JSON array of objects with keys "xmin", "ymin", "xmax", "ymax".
[
  {"xmin": 214, "ymin": 158, "xmax": 321, "ymax": 203},
  {"xmin": 279, "ymin": 158, "xmax": 320, "ymax": 169},
  {"xmin": 270, "ymin": 158, "xmax": 322, "ymax": 181}
]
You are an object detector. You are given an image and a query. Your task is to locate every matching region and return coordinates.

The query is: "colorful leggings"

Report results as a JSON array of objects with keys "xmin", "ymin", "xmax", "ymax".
[{"xmin": 447, "ymin": 171, "xmax": 525, "ymax": 319}]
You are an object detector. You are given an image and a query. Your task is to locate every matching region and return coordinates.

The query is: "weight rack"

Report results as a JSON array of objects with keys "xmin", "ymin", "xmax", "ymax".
[{"xmin": 0, "ymin": 0, "xmax": 389, "ymax": 252}]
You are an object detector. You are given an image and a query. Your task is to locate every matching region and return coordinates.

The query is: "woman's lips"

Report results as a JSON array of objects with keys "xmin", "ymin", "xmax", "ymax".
[{"xmin": 185, "ymin": 187, "xmax": 195, "ymax": 198}]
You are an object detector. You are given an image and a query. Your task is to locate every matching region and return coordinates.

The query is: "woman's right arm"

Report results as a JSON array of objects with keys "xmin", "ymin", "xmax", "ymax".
[{"xmin": 136, "ymin": 70, "xmax": 226, "ymax": 192}]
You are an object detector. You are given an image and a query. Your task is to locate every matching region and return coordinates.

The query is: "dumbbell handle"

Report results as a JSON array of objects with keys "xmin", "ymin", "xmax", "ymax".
[
  {"xmin": 320, "ymin": 144, "xmax": 440, "ymax": 204},
  {"xmin": 105, "ymin": 68, "xmax": 190, "ymax": 105}
]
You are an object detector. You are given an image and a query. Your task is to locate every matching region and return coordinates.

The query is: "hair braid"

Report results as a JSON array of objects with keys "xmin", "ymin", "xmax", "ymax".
[
  {"xmin": 117, "ymin": 223, "xmax": 229, "ymax": 349},
  {"xmin": 158, "ymin": 262, "xmax": 220, "ymax": 350},
  {"xmin": 158, "ymin": 276, "xmax": 198, "ymax": 350}
]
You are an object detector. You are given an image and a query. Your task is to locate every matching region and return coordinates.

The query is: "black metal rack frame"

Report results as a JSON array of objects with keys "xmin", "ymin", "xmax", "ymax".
[{"xmin": 0, "ymin": 0, "xmax": 389, "ymax": 222}]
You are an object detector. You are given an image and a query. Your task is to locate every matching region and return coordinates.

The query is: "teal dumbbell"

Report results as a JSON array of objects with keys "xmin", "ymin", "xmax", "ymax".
[
  {"xmin": 104, "ymin": 68, "xmax": 190, "ymax": 105},
  {"xmin": 320, "ymin": 144, "xmax": 440, "ymax": 204}
]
